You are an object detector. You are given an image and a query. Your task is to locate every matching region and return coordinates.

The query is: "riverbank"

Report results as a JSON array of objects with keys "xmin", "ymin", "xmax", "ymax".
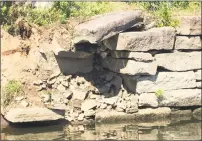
[{"xmin": 1, "ymin": 8, "xmax": 201, "ymax": 125}]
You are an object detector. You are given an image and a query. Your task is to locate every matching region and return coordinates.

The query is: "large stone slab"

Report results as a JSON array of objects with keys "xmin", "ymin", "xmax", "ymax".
[
  {"xmin": 51, "ymin": 37, "xmax": 96, "ymax": 58},
  {"xmin": 4, "ymin": 107, "xmax": 64, "ymax": 123},
  {"xmin": 177, "ymin": 16, "xmax": 201, "ymax": 35},
  {"xmin": 171, "ymin": 109, "xmax": 192, "ymax": 118},
  {"xmin": 175, "ymin": 36, "xmax": 201, "ymax": 50},
  {"xmin": 155, "ymin": 52, "xmax": 201, "ymax": 71},
  {"xmin": 122, "ymin": 71, "xmax": 196, "ymax": 93},
  {"xmin": 102, "ymin": 58, "xmax": 157, "ymax": 75},
  {"xmin": 103, "ymin": 27, "xmax": 176, "ymax": 51},
  {"xmin": 109, "ymin": 51, "xmax": 154, "ymax": 61},
  {"xmin": 159, "ymin": 89, "xmax": 201, "ymax": 107},
  {"xmin": 55, "ymin": 55, "xmax": 93, "ymax": 74},
  {"xmin": 96, "ymin": 107, "xmax": 171, "ymax": 123},
  {"xmin": 73, "ymin": 10, "xmax": 144, "ymax": 44},
  {"xmin": 54, "ymin": 50, "xmax": 92, "ymax": 58}
]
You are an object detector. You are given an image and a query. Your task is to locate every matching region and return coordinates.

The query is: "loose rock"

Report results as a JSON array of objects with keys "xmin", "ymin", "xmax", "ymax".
[
  {"xmin": 20, "ymin": 101, "xmax": 29, "ymax": 107},
  {"xmin": 72, "ymin": 89, "xmax": 88, "ymax": 100},
  {"xmin": 115, "ymin": 107, "xmax": 124, "ymax": 112},
  {"xmin": 63, "ymin": 90, "xmax": 73, "ymax": 99},
  {"xmin": 100, "ymin": 103, "xmax": 108, "ymax": 109},
  {"xmin": 81, "ymin": 99, "xmax": 97, "ymax": 111},
  {"xmin": 103, "ymin": 97, "xmax": 118, "ymax": 105},
  {"xmin": 126, "ymin": 107, "xmax": 138, "ymax": 114},
  {"xmin": 78, "ymin": 113, "xmax": 84, "ymax": 121},
  {"xmin": 33, "ymin": 80, "xmax": 43, "ymax": 86},
  {"xmin": 84, "ymin": 110, "xmax": 96, "ymax": 117},
  {"xmin": 15, "ymin": 96, "xmax": 24, "ymax": 101},
  {"xmin": 49, "ymin": 71, "xmax": 61, "ymax": 80},
  {"xmin": 116, "ymin": 100, "xmax": 127, "ymax": 110},
  {"xmin": 61, "ymin": 81, "xmax": 69, "ymax": 87},
  {"xmin": 71, "ymin": 99, "xmax": 83, "ymax": 109},
  {"xmin": 57, "ymin": 84, "xmax": 66, "ymax": 92},
  {"xmin": 138, "ymin": 93, "xmax": 158, "ymax": 107},
  {"xmin": 41, "ymin": 94, "xmax": 51, "ymax": 103},
  {"xmin": 47, "ymin": 78, "xmax": 57, "ymax": 85}
]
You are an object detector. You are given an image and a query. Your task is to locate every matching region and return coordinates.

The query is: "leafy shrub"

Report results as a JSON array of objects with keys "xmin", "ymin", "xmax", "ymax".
[
  {"xmin": 1, "ymin": 1, "xmax": 200, "ymax": 29},
  {"xmin": 128, "ymin": 2, "xmax": 183, "ymax": 27},
  {"xmin": 0, "ymin": 1, "xmax": 13, "ymax": 25},
  {"xmin": 71, "ymin": 2, "xmax": 112, "ymax": 17},
  {"xmin": 170, "ymin": 1, "xmax": 189, "ymax": 8},
  {"xmin": 1, "ymin": 80, "xmax": 24, "ymax": 106},
  {"xmin": 52, "ymin": 1, "xmax": 77, "ymax": 24},
  {"xmin": 154, "ymin": 2, "xmax": 179, "ymax": 27},
  {"xmin": 155, "ymin": 88, "xmax": 164, "ymax": 99},
  {"xmin": 52, "ymin": 2, "xmax": 112, "ymax": 23}
]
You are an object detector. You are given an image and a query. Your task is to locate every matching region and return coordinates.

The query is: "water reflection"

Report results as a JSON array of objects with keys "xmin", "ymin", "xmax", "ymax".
[{"xmin": 2, "ymin": 119, "xmax": 201, "ymax": 140}]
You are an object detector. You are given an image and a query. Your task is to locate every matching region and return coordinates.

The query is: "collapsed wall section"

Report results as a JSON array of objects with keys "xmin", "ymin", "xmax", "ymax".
[{"xmin": 3, "ymin": 12, "xmax": 201, "ymax": 123}]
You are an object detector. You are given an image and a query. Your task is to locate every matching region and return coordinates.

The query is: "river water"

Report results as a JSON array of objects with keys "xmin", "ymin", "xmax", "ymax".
[{"xmin": 1, "ymin": 119, "xmax": 201, "ymax": 140}]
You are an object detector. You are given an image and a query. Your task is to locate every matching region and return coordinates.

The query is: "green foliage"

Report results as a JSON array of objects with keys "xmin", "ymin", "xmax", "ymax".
[
  {"xmin": 6, "ymin": 80, "xmax": 22, "ymax": 94},
  {"xmin": 1, "ymin": 2, "xmax": 113, "ymax": 27},
  {"xmin": 1, "ymin": 80, "xmax": 24, "ymax": 106},
  {"xmin": 1, "ymin": 2, "xmax": 61, "ymax": 28},
  {"xmin": 154, "ymin": 2, "xmax": 179, "ymax": 27},
  {"xmin": 71, "ymin": 2, "xmax": 112, "ymax": 17},
  {"xmin": 52, "ymin": 1, "xmax": 77, "ymax": 23},
  {"xmin": 0, "ymin": 2, "xmax": 13, "ymax": 25},
  {"xmin": 52, "ymin": 2, "xmax": 112, "ymax": 23},
  {"xmin": 25, "ymin": 7, "xmax": 60, "ymax": 26},
  {"xmin": 128, "ymin": 1, "xmax": 200, "ymax": 27},
  {"xmin": 155, "ymin": 88, "xmax": 164, "ymax": 99},
  {"xmin": 170, "ymin": 1, "xmax": 189, "ymax": 8},
  {"xmin": 9, "ymin": 4, "xmax": 60, "ymax": 26},
  {"xmin": 130, "ymin": 1, "xmax": 161, "ymax": 11},
  {"xmin": 1, "ymin": 1, "xmax": 200, "ymax": 29}
]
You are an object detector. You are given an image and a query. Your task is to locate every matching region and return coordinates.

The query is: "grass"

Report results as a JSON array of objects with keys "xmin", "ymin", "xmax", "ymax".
[{"xmin": 1, "ymin": 80, "xmax": 24, "ymax": 107}]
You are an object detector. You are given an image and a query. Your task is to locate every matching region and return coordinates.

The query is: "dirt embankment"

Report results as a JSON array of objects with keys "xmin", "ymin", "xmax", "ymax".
[{"xmin": 1, "ymin": 18, "xmax": 84, "ymax": 110}]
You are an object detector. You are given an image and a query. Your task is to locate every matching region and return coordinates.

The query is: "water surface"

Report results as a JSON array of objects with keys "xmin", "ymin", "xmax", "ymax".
[{"xmin": 2, "ymin": 119, "xmax": 201, "ymax": 140}]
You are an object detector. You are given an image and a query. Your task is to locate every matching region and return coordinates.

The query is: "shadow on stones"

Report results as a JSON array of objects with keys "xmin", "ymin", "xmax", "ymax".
[{"xmin": 54, "ymin": 42, "xmax": 131, "ymax": 99}]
